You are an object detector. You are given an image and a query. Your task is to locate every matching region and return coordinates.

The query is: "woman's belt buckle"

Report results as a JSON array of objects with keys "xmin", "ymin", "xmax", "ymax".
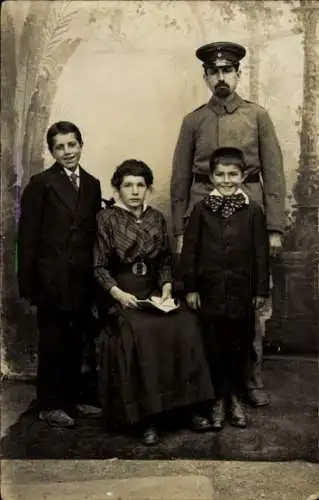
[{"xmin": 132, "ymin": 261, "xmax": 148, "ymax": 276}]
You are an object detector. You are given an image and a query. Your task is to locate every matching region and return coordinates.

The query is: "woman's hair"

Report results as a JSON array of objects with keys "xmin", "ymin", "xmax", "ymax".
[
  {"xmin": 46, "ymin": 121, "xmax": 83, "ymax": 152},
  {"xmin": 209, "ymin": 147, "xmax": 245, "ymax": 174},
  {"xmin": 111, "ymin": 159, "xmax": 154, "ymax": 190}
]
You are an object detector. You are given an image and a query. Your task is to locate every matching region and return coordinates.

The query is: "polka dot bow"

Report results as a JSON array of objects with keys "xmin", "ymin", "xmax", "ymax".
[{"xmin": 205, "ymin": 192, "xmax": 246, "ymax": 218}]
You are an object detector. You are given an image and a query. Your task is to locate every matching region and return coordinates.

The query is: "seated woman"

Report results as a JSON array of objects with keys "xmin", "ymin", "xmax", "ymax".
[{"xmin": 94, "ymin": 159, "xmax": 214, "ymax": 445}]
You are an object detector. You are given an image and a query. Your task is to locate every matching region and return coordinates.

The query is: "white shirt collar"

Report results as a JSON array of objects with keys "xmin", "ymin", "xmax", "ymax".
[
  {"xmin": 209, "ymin": 187, "xmax": 249, "ymax": 204},
  {"xmin": 64, "ymin": 165, "xmax": 80, "ymax": 178}
]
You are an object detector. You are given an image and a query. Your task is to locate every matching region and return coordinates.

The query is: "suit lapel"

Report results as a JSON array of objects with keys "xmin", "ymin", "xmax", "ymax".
[{"xmin": 49, "ymin": 163, "xmax": 79, "ymax": 212}]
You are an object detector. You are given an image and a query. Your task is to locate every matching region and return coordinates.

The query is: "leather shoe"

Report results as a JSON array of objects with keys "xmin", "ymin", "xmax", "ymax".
[
  {"xmin": 141, "ymin": 425, "xmax": 160, "ymax": 446},
  {"xmin": 246, "ymin": 389, "xmax": 270, "ymax": 407},
  {"xmin": 39, "ymin": 409, "xmax": 75, "ymax": 428},
  {"xmin": 190, "ymin": 415, "xmax": 213, "ymax": 432},
  {"xmin": 76, "ymin": 404, "xmax": 102, "ymax": 417},
  {"xmin": 229, "ymin": 395, "xmax": 248, "ymax": 428},
  {"xmin": 210, "ymin": 398, "xmax": 226, "ymax": 430}
]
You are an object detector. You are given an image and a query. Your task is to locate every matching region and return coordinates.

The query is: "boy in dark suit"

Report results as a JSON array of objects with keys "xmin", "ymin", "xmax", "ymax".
[
  {"xmin": 181, "ymin": 147, "xmax": 270, "ymax": 429},
  {"xmin": 18, "ymin": 121, "xmax": 102, "ymax": 427}
]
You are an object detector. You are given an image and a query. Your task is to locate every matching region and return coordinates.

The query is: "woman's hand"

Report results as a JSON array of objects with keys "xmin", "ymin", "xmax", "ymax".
[
  {"xmin": 159, "ymin": 282, "xmax": 173, "ymax": 304},
  {"xmin": 186, "ymin": 292, "xmax": 201, "ymax": 311},
  {"xmin": 110, "ymin": 286, "xmax": 138, "ymax": 309}
]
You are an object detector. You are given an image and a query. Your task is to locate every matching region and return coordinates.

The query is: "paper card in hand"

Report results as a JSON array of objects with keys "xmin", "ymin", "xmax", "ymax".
[{"xmin": 137, "ymin": 296, "xmax": 180, "ymax": 314}]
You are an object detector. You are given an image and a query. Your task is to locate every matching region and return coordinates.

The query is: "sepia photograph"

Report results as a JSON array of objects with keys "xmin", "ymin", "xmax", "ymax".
[{"xmin": 1, "ymin": 0, "xmax": 318, "ymax": 498}]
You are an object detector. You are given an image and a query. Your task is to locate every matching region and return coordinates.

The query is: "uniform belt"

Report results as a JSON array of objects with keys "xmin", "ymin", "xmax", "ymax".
[{"xmin": 194, "ymin": 173, "xmax": 260, "ymax": 184}]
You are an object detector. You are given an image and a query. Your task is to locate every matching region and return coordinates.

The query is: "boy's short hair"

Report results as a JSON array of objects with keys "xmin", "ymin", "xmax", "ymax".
[
  {"xmin": 46, "ymin": 121, "xmax": 83, "ymax": 152},
  {"xmin": 209, "ymin": 147, "xmax": 246, "ymax": 174}
]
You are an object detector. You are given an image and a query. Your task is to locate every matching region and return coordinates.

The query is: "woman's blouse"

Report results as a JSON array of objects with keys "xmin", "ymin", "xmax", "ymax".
[{"xmin": 94, "ymin": 205, "xmax": 172, "ymax": 292}]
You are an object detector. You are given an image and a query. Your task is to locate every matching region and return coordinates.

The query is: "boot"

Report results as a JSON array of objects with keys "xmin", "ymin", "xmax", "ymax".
[
  {"xmin": 39, "ymin": 409, "xmax": 75, "ymax": 428},
  {"xmin": 229, "ymin": 394, "xmax": 248, "ymax": 428},
  {"xmin": 246, "ymin": 388, "xmax": 270, "ymax": 407},
  {"xmin": 190, "ymin": 414, "xmax": 213, "ymax": 432},
  {"xmin": 210, "ymin": 398, "xmax": 226, "ymax": 431},
  {"xmin": 141, "ymin": 423, "xmax": 160, "ymax": 446}
]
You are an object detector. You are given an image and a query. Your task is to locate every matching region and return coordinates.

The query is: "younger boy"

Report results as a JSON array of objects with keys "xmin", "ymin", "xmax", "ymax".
[{"xmin": 181, "ymin": 147, "xmax": 269, "ymax": 429}]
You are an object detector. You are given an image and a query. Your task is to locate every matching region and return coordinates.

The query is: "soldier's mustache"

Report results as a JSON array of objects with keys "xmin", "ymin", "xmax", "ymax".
[
  {"xmin": 214, "ymin": 82, "xmax": 231, "ymax": 97},
  {"xmin": 215, "ymin": 82, "xmax": 230, "ymax": 89}
]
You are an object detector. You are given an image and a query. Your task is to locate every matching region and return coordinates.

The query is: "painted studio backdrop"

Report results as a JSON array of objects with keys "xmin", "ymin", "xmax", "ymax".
[{"xmin": 1, "ymin": 0, "xmax": 318, "ymax": 377}]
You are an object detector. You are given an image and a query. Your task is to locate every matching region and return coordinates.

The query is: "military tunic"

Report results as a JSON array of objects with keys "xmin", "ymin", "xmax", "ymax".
[{"xmin": 171, "ymin": 92, "xmax": 286, "ymax": 236}]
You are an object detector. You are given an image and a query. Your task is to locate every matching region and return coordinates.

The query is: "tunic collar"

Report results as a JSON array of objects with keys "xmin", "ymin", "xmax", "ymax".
[{"xmin": 207, "ymin": 92, "xmax": 243, "ymax": 114}]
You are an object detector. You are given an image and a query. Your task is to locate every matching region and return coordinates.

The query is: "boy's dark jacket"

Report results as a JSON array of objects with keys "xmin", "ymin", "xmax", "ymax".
[
  {"xmin": 181, "ymin": 198, "xmax": 270, "ymax": 318},
  {"xmin": 17, "ymin": 163, "xmax": 102, "ymax": 310}
]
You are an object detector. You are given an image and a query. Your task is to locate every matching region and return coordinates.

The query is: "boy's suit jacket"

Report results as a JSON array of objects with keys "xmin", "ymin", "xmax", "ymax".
[
  {"xmin": 18, "ymin": 162, "xmax": 102, "ymax": 311},
  {"xmin": 181, "ymin": 199, "xmax": 270, "ymax": 319}
]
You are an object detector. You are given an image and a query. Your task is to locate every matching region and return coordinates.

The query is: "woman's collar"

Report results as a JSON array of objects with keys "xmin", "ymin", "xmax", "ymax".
[{"xmin": 113, "ymin": 200, "xmax": 148, "ymax": 214}]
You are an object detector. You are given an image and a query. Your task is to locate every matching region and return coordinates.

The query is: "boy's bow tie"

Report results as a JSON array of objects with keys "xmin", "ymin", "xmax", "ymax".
[{"xmin": 205, "ymin": 192, "xmax": 246, "ymax": 218}]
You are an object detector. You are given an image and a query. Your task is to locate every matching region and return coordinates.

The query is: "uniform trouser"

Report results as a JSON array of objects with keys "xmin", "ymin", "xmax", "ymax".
[
  {"xmin": 200, "ymin": 316, "xmax": 253, "ymax": 399},
  {"xmin": 246, "ymin": 317, "xmax": 264, "ymax": 390},
  {"xmin": 36, "ymin": 307, "xmax": 90, "ymax": 412}
]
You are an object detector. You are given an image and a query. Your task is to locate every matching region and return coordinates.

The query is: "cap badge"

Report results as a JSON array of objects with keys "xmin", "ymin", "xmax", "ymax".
[{"xmin": 215, "ymin": 58, "xmax": 229, "ymax": 67}]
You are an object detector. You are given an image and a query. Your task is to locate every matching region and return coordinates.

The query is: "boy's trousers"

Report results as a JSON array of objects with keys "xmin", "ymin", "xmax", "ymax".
[{"xmin": 200, "ymin": 316, "xmax": 254, "ymax": 399}]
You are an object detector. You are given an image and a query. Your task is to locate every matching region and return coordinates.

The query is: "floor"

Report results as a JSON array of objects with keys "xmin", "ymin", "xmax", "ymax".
[{"xmin": 1, "ymin": 356, "xmax": 319, "ymax": 500}]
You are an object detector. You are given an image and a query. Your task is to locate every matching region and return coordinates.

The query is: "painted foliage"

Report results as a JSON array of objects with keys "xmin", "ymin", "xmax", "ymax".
[{"xmin": 1, "ymin": 0, "xmax": 318, "ymax": 376}]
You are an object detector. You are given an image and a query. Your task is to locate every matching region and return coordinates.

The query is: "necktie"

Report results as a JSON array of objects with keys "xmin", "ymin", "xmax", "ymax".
[
  {"xmin": 69, "ymin": 172, "xmax": 79, "ymax": 191},
  {"xmin": 205, "ymin": 192, "xmax": 246, "ymax": 218}
]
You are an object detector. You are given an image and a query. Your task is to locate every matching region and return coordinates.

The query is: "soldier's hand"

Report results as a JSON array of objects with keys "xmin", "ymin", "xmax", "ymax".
[
  {"xmin": 175, "ymin": 235, "xmax": 184, "ymax": 255},
  {"xmin": 253, "ymin": 296, "xmax": 267, "ymax": 310},
  {"xmin": 186, "ymin": 292, "xmax": 201, "ymax": 311},
  {"xmin": 269, "ymin": 232, "xmax": 283, "ymax": 258},
  {"xmin": 21, "ymin": 298, "xmax": 37, "ymax": 314}
]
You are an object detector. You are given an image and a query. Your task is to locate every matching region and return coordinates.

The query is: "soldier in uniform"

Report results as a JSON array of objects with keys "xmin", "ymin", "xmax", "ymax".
[{"xmin": 170, "ymin": 42, "xmax": 286, "ymax": 407}]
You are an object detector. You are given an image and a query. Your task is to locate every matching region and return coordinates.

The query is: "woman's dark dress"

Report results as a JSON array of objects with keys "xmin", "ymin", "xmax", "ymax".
[{"xmin": 94, "ymin": 204, "xmax": 214, "ymax": 428}]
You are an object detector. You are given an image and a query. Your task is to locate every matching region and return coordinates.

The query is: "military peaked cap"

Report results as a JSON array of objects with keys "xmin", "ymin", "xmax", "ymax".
[{"xmin": 196, "ymin": 42, "xmax": 246, "ymax": 68}]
